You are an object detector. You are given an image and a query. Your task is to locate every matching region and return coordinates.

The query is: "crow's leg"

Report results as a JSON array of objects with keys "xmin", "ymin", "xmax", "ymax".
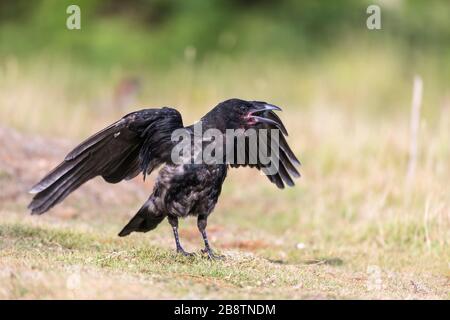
[
  {"xmin": 168, "ymin": 215, "xmax": 194, "ymax": 256},
  {"xmin": 198, "ymin": 215, "xmax": 224, "ymax": 260}
]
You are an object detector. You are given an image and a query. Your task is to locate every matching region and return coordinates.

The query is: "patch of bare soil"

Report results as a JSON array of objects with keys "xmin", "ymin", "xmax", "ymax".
[{"xmin": 221, "ymin": 239, "xmax": 272, "ymax": 251}]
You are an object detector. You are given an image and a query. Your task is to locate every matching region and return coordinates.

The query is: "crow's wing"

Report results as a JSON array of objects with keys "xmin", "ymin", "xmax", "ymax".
[
  {"xmin": 228, "ymin": 110, "xmax": 300, "ymax": 189},
  {"xmin": 28, "ymin": 107, "xmax": 183, "ymax": 215}
]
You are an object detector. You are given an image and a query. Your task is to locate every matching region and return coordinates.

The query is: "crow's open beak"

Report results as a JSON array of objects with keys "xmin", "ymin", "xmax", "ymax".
[
  {"xmin": 248, "ymin": 103, "xmax": 288, "ymax": 135},
  {"xmin": 249, "ymin": 103, "xmax": 282, "ymax": 114}
]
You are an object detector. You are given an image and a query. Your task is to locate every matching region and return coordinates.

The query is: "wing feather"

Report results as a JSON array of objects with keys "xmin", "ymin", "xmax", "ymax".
[
  {"xmin": 229, "ymin": 108, "xmax": 300, "ymax": 188},
  {"xmin": 28, "ymin": 107, "xmax": 183, "ymax": 215}
]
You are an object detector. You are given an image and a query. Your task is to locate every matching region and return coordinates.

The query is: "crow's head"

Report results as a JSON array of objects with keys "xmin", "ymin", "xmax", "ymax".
[{"xmin": 201, "ymin": 98, "xmax": 286, "ymax": 133}]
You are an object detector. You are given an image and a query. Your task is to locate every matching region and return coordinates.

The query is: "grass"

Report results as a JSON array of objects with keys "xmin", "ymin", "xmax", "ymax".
[
  {"xmin": 0, "ymin": 45, "xmax": 449, "ymax": 299},
  {"xmin": 1, "ymin": 221, "xmax": 447, "ymax": 299}
]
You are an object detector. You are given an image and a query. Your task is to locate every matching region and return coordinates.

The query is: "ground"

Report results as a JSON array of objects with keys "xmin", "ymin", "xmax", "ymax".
[{"xmin": 0, "ymin": 107, "xmax": 448, "ymax": 299}]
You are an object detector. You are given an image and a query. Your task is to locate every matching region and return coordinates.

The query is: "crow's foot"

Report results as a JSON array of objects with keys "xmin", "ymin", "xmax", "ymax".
[
  {"xmin": 201, "ymin": 248, "xmax": 225, "ymax": 260},
  {"xmin": 176, "ymin": 248, "xmax": 195, "ymax": 257}
]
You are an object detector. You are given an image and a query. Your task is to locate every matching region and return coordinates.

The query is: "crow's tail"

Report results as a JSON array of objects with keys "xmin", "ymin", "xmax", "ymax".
[{"xmin": 118, "ymin": 199, "xmax": 165, "ymax": 237}]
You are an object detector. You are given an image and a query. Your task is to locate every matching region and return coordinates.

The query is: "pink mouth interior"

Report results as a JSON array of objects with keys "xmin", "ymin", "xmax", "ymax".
[{"xmin": 245, "ymin": 113, "xmax": 258, "ymax": 125}]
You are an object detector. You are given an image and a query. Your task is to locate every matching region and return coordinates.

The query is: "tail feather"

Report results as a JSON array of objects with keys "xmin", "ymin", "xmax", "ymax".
[{"xmin": 118, "ymin": 200, "xmax": 165, "ymax": 237}]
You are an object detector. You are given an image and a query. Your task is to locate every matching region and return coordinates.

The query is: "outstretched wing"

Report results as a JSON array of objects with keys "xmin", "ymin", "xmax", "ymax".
[
  {"xmin": 229, "ymin": 108, "xmax": 300, "ymax": 189},
  {"xmin": 28, "ymin": 107, "xmax": 183, "ymax": 215}
]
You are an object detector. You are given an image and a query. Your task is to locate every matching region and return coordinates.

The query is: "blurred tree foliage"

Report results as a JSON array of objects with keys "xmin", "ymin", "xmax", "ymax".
[{"xmin": 0, "ymin": 0, "xmax": 449, "ymax": 69}]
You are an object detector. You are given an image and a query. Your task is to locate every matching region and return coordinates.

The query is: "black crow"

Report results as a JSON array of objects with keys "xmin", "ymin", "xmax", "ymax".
[{"xmin": 28, "ymin": 98, "xmax": 300, "ymax": 259}]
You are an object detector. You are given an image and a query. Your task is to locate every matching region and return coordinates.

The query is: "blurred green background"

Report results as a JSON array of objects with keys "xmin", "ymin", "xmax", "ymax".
[
  {"xmin": 1, "ymin": 0, "xmax": 449, "ymax": 136},
  {"xmin": 1, "ymin": 0, "xmax": 450, "ymax": 67}
]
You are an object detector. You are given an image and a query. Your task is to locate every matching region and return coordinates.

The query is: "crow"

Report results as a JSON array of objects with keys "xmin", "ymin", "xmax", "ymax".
[{"xmin": 28, "ymin": 98, "xmax": 300, "ymax": 259}]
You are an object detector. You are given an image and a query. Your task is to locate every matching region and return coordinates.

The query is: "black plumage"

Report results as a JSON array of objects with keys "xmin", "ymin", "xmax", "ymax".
[{"xmin": 28, "ymin": 98, "xmax": 300, "ymax": 258}]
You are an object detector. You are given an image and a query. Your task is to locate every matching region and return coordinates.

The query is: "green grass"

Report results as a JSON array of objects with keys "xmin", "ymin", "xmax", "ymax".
[{"xmin": 0, "ymin": 218, "xmax": 447, "ymax": 299}]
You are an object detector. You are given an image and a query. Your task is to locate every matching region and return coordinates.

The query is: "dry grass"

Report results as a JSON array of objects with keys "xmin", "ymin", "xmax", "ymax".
[{"xmin": 0, "ymin": 51, "xmax": 449, "ymax": 299}]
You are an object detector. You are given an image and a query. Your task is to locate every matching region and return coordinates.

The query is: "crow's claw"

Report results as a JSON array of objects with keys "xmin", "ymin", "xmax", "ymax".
[
  {"xmin": 201, "ymin": 248, "xmax": 225, "ymax": 260},
  {"xmin": 177, "ymin": 248, "xmax": 195, "ymax": 257}
]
